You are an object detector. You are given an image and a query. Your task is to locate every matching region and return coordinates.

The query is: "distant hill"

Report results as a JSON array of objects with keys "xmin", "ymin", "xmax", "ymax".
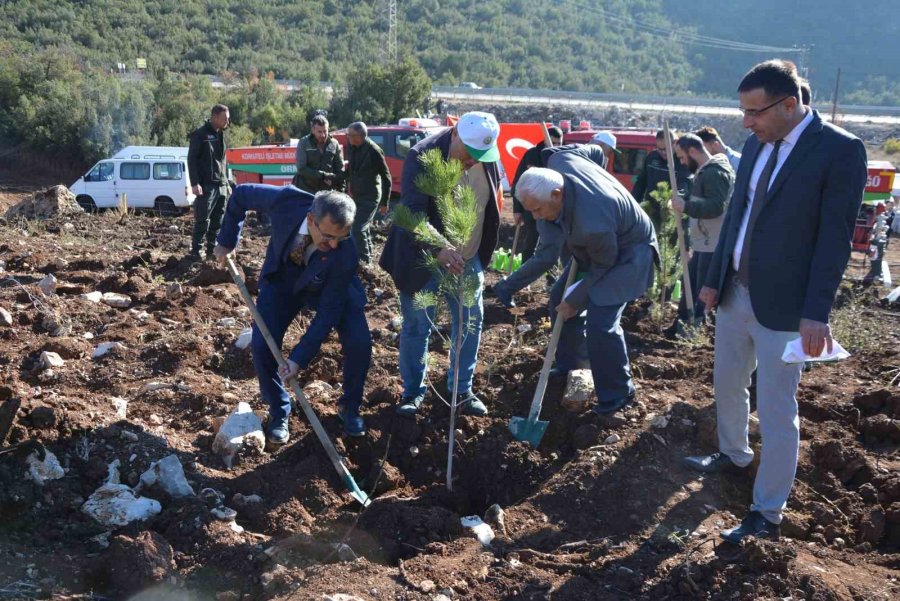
[{"xmin": 663, "ymin": 0, "xmax": 900, "ymax": 105}]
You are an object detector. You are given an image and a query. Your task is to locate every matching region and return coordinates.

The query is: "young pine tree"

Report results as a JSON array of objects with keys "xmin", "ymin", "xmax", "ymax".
[
  {"xmin": 391, "ymin": 148, "xmax": 480, "ymax": 492},
  {"xmin": 645, "ymin": 182, "xmax": 682, "ymax": 330}
]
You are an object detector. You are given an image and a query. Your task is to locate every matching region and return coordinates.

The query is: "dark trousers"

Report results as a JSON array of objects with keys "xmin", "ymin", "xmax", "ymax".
[
  {"xmin": 550, "ymin": 263, "xmax": 635, "ymax": 403},
  {"xmin": 677, "ymin": 251, "xmax": 713, "ymax": 321},
  {"xmin": 250, "ymin": 276, "xmax": 372, "ymax": 422},
  {"xmin": 192, "ymin": 186, "xmax": 227, "ymax": 255},
  {"xmin": 519, "ymin": 210, "xmax": 540, "ymax": 261},
  {"xmin": 351, "ymin": 197, "xmax": 379, "ymax": 264}
]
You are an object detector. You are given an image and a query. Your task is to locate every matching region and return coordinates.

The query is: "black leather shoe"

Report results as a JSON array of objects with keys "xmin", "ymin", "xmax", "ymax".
[
  {"xmin": 682, "ymin": 452, "xmax": 747, "ymax": 474},
  {"xmin": 458, "ymin": 392, "xmax": 488, "ymax": 416},
  {"xmin": 396, "ymin": 395, "xmax": 424, "ymax": 416},
  {"xmin": 720, "ymin": 510, "xmax": 780, "ymax": 544},
  {"xmin": 591, "ymin": 393, "xmax": 634, "ymax": 415}
]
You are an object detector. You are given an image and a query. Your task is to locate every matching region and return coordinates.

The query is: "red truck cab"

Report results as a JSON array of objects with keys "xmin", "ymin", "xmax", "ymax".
[{"xmin": 562, "ymin": 127, "xmax": 657, "ymax": 189}]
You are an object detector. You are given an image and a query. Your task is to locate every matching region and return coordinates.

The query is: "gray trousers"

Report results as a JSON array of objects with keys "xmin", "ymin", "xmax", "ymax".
[
  {"xmin": 714, "ymin": 278, "xmax": 803, "ymax": 524},
  {"xmin": 494, "ymin": 219, "xmax": 567, "ymax": 296}
]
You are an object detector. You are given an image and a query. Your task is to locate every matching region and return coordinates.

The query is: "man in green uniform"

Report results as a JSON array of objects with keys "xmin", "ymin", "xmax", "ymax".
[
  {"xmin": 346, "ymin": 122, "xmax": 392, "ymax": 264},
  {"xmin": 292, "ymin": 114, "xmax": 345, "ymax": 194},
  {"xmin": 187, "ymin": 104, "xmax": 229, "ymax": 260}
]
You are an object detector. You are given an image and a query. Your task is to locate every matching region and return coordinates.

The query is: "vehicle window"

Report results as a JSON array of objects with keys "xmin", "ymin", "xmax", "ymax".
[
  {"xmin": 120, "ymin": 162, "xmax": 150, "ymax": 180},
  {"xmin": 613, "ymin": 148, "xmax": 648, "ymax": 176},
  {"xmin": 153, "ymin": 162, "xmax": 183, "ymax": 180},
  {"xmin": 85, "ymin": 162, "xmax": 115, "ymax": 182},
  {"xmin": 394, "ymin": 132, "xmax": 427, "ymax": 159},
  {"xmin": 368, "ymin": 134, "xmax": 386, "ymax": 153}
]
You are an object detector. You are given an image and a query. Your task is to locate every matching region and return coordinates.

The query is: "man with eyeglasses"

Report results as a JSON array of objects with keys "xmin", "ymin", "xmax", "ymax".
[
  {"xmin": 631, "ymin": 129, "xmax": 691, "ymax": 233},
  {"xmin": 682, "ymin": 59, "xmax": 867, "ymax": 544},
  {"xmin": 213, "ymin": 185, "xmax": 371, "ymax": 443}
]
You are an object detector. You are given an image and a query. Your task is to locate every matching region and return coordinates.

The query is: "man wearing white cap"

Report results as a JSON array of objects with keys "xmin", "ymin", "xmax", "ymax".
[
  {"xmin": 380, "ymin": 112, "xmax": 503, "ymax": 416},
  {"xmin": 591, "ymin": 131, "xmax": 620, "ymax": 166}
]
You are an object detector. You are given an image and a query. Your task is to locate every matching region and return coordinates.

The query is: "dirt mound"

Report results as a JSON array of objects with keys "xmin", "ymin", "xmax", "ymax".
[
  {"xmin": 4, "ymin": 185, "xmax": 84, "ymax": 220},
  {"xmin": 0, "ymin": 211, "xmax": 897, "ymax": 600}
]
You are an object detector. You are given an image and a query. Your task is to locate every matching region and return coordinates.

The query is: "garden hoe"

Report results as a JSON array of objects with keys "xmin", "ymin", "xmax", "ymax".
[
  {"xmin": 225, "ymin": 256, "xmax": 370, "ymax": 507},
  {"xmin": 509, "ymin": 263, "xmax": 579, "ymax": 447}
]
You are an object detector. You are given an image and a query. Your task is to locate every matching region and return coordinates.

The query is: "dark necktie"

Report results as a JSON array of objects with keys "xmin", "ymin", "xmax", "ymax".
[
  {"xmin": 737, "ymin": 139, "xmax": 783, "ymax": 286},
  {"xmin": 289, "ymin": 234, "xmax": 311, "ymax": 266}
]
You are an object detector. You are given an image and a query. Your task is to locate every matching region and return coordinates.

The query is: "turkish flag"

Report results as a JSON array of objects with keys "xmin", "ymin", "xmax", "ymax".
[{"xmin": 495, "ymin": 123, "xmax": 548, "ymax": 191}]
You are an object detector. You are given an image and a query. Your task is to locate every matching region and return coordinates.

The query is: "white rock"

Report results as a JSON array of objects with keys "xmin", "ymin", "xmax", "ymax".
[
  {"xmin": 37, "ymin": 368, "xmax": 57, "ymax": 383},
  {"xmin": 166, "ymin": 282, "xmax": 183, "ymax": 300},
  {"xmin": 562, "ymin": 369, "xmax": 594, "ymax": 413},
  {"xmin": 233, "ymin": 493, "xmax": 263, "ymax": 505},
  {"xmin": 235, "ymin": 327, "xmax": 253, "ymax": 350},
  {"xmin": 39, "ymin": 351, "xmax": 65, "ymax": 369},
  {"xmin": 62, "ymin": 222, "xmax": 75, "ymax": 232},
  {"xmin": 38, "ymin": 274, "xmax": 57, "ymax": 295},
  {"xmin": 389, "ymin": 316, "xmax": 403, "ymax": 331},
  {"xmin": 323, "ymin": 595, "xmax": 366, "ymax": 601},
  {"xmin": 460, "ymin": 515, "xmax": 495, "ymax": 547},
  {"xmin": 303, "ymin": 380, "xmax": 334, "ymax": 398},
  {"xmin": 217, "ymin": 317, "xmax": 237, "ymax": 328},
  {"xmin": 212, "ymin": 402, "xmax": 265, "ymax": 467},
  {"xmin": 168, "ymin": 225, "xmax": 179, "ymax": 233},
  {"xmin": 603, "ymin": 434, "xmax": 621, "ymax": 445},
  {"xmin": 81, "ymin": 291, "xmax": 103, "ymax": 303},
  {"xmin": 648, "ymin": 414, "xmax": 670, "ymax": 429},
  {"xmin": 142, "ymin": 381, "xmax": 170, "ymax": 393},
  {"xmin": 93, "ymin": 341, "xmax": 127, "ymax": 359},
  {"xmin": 81, "ymin": 483, "xmax": 161, "ymax": 527},
  {"xmin": 111, "ymin": 397, "xmax": 128, "ymax": 419},
  {"xmin": 130, "ymin": 309, "xmax": 150, "ymax": 321},
  {"xmin": 0, "ymin": 307, "xmax": 13, "ymax": 326},
  {"xmin": 516, "ymin": 323, "xmax": 532, "ymax": 334},
  {"xmin": 139, "ymin": 455, "xmax": 194, "ymax": 498},
  {"xmin": 101, "ymin": 292, "xmax": 132, "ymax": 308},
  {"xmin": 26, "ymin": 450, "xmax": 65, "ymax": 485},
  {"xmin": 211, "ymin": 506, "xmax": 238, "ymax": 521},
  {"xmin": 82, "ymin": 332, "xmax": 94, "ymax": 340}
]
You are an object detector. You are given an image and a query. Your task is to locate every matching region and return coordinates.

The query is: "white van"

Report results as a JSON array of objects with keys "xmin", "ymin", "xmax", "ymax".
[{"xmin": 70, "ymin": 146, "xmax": 196, "ymax": 215}]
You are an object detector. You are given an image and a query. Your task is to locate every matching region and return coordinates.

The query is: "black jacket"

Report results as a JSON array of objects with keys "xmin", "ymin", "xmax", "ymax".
[{"xmin": 187, "ymin": 121, "xmax": 227, "ymax": 188}]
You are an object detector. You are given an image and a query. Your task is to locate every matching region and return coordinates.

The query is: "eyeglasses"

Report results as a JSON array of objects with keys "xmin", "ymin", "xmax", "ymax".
[
  {"xmin": 313, "ymin": 220, "xmax": 351, "ymax": 243},
  {"xmin": 739, "ymin": 96, "xmax": 790, "ymax": 118}
]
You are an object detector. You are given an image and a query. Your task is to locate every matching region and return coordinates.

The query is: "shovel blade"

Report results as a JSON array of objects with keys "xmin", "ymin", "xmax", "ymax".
[{"xmin": 508, "ymin": 416, "xmax": 549, "ymax": 448}]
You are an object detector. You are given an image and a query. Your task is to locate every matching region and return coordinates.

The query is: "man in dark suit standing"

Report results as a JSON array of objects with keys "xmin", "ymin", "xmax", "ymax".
[
  {"xmin": 683, "ymin": 60, "xmax": 867, "ymax": 543},
  {"xmin": 213, "ymin": 186, "xmax": 371, "ymax": 443}
]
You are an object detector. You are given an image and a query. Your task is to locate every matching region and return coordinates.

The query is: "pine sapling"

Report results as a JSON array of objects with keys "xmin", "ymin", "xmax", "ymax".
[{"xmin": 391, "ymin": 148, "xmax": 480, "ymax": 491}]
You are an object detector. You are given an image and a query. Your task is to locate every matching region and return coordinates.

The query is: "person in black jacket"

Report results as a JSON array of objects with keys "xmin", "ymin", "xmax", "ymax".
[
  {"xmin": 631, "ymin": 129, "xmax": 691, "ymax": 234},
  {"xmin": 511, "ymin": 126, "xmax": 563, "ymax": 261},
  {"xmin": 187, "ymin": 104, "xmax": 230, "ymax": 260}
]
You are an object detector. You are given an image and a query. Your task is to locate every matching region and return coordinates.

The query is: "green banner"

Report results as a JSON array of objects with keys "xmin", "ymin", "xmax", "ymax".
[{"xmin": 230, "ymin": 163, "xmax": 297, "ymax": 175}]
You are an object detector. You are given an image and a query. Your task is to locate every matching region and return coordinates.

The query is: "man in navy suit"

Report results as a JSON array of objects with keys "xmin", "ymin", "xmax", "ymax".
[
  {"xmin": 213, "ymin": 185, "xmax": 371, "ymax": 443},
  {"xmin": 683, "ymin": 60, "xmax": 867, "ymax": 543}
]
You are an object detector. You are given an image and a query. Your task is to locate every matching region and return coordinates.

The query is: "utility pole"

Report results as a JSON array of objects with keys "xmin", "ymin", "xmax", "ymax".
[
  {"xmin": 831, "ymin": 67, "xmax": 841, "ymax": 123},
  {"xmin": 387, "ymin": 0, "xmax": 397, "ymax": 63}
]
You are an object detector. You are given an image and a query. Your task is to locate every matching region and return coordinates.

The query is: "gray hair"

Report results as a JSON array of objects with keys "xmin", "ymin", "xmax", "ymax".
[
  {"xmin": 311, "ymin": 191, "xmax": 356, "ymax": 228},
  {"xmin": 516, "ymin": 168, "xmax": 564, "ymax": 202},
  {"xmin": 348, "ymin": 121, "xmax": 368, "ymax": 137}
]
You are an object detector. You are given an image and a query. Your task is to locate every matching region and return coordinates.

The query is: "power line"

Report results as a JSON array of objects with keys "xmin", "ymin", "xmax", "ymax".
[{"xmin": 558, "ymin": 0, "xmax": 804, "ymax": 54}]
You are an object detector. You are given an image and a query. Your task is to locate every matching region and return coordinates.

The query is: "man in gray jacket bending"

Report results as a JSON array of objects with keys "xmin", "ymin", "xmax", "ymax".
[{"xmin": 517, "ymin": 148, "xmax": 659, "ymax": 415}]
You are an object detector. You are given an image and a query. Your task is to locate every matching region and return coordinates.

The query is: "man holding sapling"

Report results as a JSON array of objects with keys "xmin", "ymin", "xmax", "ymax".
[{"xmin": 379, "ymin": 112, "xmax": 503, "ymax": 417}]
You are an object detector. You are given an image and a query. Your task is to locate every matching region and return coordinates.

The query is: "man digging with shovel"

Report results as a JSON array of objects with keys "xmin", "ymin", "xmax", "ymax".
[
  {"xmin": 516, "ymin": 148, "xmax": 658, "ymax": 416},
  {"xmin": 213, "ymin": 185, "xmax": 371, "ymax": 443}
]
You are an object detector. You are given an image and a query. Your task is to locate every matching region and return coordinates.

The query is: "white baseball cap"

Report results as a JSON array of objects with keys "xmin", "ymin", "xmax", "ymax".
[
  {"xmin": 591, "ymin": 131, "xmax": 620, "ymax": 153},
  {"xmin": 457, "ymin": 111, "xmax": 500, "ymax": 162}
]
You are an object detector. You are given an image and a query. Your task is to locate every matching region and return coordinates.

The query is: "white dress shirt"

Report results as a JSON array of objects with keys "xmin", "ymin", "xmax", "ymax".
[{"xmin": 732, "ymin": 108, "xmax": 814, "ymax": 272}]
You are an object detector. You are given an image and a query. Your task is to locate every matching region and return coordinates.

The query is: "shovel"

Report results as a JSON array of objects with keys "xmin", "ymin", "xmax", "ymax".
[
  {"xmin": 224, "ymin": 256, "xmax": 370, "ymax": 507},
  {"xmin": 509, "ymin": 262, "xmax": 579, "ymax": 447}
]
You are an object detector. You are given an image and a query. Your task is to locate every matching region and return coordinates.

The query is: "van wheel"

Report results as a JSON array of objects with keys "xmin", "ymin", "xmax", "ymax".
[
  {"xmin": 76, "ymin": 196, "xmax": 98, "ymax": 213},
  {"xmin": 154, "ymin": 197, "xmax": 177, "ymax": 217}
]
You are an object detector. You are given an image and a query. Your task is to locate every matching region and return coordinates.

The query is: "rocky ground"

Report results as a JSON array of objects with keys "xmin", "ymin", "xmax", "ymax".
[{"xmin": 0, "ymin": 181, "xmax": 898, "ymax": 601}]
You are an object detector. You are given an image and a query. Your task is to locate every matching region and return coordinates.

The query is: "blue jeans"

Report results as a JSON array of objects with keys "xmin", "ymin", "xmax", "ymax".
[
  {"xmin": 550, "ymin": 262, "xmax": 634, "ymax": 403},
  {"xmin": 251, "ymin": 275, "xmax": 371, "ymax": 422},
  {"xmin": 398, "ymin": 256, "xmax": 484, "ymax": 399}
]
